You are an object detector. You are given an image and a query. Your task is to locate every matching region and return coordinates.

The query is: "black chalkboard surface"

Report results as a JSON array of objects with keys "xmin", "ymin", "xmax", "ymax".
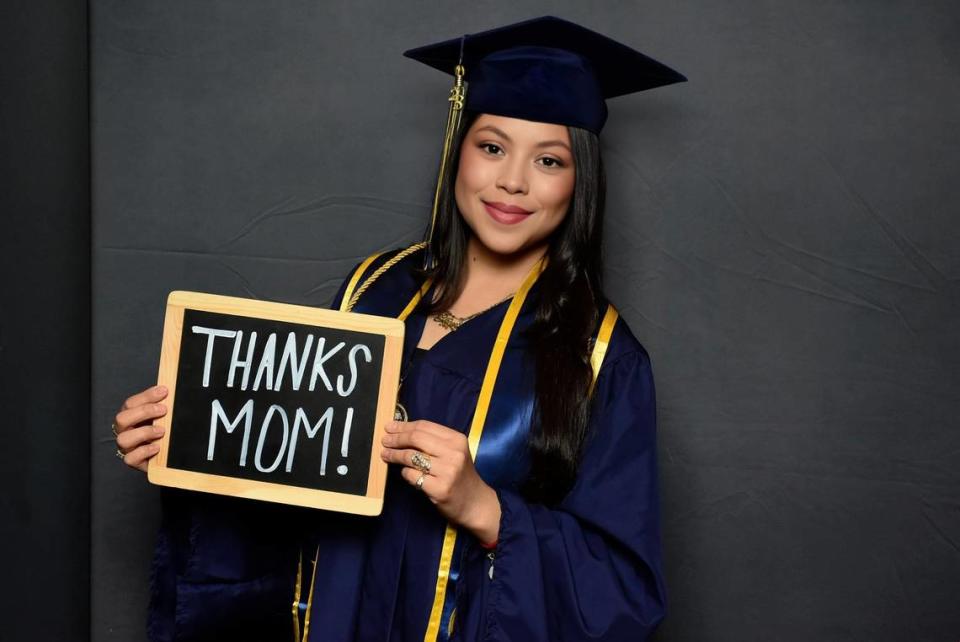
[{"xmin": 148, "ymin": 291, "xmax": 404, "ymax": 515}]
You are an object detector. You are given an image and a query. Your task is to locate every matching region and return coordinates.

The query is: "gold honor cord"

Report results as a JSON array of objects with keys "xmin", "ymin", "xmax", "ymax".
[
  {"xmin": 422, "ymin": 257, "xmax": 545, "ymax": 641},
  {"xmin": 588, "ymin": 305, "xmax": 619, "ymax": 396},
  {"xmin": 344, "ymin": 243, "xmax": 428, "ymax": 313},
  {"xmin": 291, "ymin": 545, "xmax": 320, "ymax": 642},
  {"xmin": 423, "ymin": 298, "xmax": 618, "ymax": 641},
  {"xmin": 293, "ymin": 276, "xmax": 431, "ymax": 642},
  {"xmin": 338, "ymin": 251, "xmax": 385, "ymax": 312}
]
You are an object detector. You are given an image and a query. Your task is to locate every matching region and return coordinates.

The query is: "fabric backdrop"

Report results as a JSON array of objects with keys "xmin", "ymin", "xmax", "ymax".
[{"xmin": 83, "ymin": 1, "xmax": 960, "ymax": 640}]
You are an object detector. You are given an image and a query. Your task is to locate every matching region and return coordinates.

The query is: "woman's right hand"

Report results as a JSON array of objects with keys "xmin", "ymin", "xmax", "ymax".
[{"xmin": 114, "ymin": 384, "xmax": 168, "ymax": 473}]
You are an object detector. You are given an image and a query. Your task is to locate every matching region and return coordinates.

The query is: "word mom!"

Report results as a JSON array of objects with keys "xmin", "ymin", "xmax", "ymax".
[{"xmin": 191, "ymin": 325, "xmax": 373, "ymax": 477}]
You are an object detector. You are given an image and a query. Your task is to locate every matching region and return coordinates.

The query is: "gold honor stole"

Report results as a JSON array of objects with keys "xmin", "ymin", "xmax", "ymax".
[{"xmin": 423, "ymin": 264, "xmax": 619, "ymax": 641}]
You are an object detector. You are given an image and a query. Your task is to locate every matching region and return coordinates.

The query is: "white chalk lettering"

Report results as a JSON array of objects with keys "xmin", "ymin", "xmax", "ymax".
[
  {"xmin": 309, "ymin": 337, "xmax": 345, "ymax": 392},
  {"xmin": 227, "ymin": 330, "xmax": 258, "ymax": 390},
  {"xmin": 275, "ymin": 332, "xmax": 314, "ymax": 392},
  {"xmin": 252, "ymin": 332, "xmax": 277, "ymax": 391},
  {"xmin": 191, "ymin": 326, "xmax": 237, "ymax": 388},
  {"xmin": 254, "ymin": 404, "xmax": 290, "ymax": 473},
  {"xmin": 208, "ymin": 398, "xmax": 254, "ymax": 466},
  {"xmin": 285, "ymin": 406, "xmax": 335, "ymax": 473},
  {"xmin": 337, "ymin": 407, "xmax": 354, "ymax": 476},
  {"xmin": 340, "ymin": 407, "xmax": 353, "ymax": 458},
  {"xmin": 337, "ymin": 344, "xmax": 372, "ymax": 397}
]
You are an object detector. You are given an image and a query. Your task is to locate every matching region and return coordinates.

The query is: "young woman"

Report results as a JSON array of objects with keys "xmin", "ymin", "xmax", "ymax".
[{"xmin": 112, "ymin": 16, "xmax": 685, "ymax": 642}]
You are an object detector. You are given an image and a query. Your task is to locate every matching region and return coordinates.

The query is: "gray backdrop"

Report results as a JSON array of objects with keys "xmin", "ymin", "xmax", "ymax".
[{"xmin": 92, "ymin": 1, "xmax": 960, "ymax": 640}]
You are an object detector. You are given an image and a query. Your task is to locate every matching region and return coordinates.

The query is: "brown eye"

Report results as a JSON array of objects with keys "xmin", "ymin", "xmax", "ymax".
[
  {"xmin": 538, "ymin": 156, "xmax": 564, "ymax": 168},
  {"xmin": 480, "ymin": 143, "xmax": 503, "ymax": 155}
]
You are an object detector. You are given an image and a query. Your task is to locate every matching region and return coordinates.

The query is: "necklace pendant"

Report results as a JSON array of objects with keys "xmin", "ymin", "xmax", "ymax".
[
  {"xmin": 394, "ymin": 402, "xmax": 408, "ymax": 422},
  {"xmin": 433, "ymin": 310, "xmax": 463, "ymax": 332}
]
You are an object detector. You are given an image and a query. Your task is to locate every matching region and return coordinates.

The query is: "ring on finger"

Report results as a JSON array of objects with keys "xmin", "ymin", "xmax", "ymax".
[
  {"xmin": 115, "ymin": 448, "xmax": 125, "ymax": 460},
  {"xmin": 111, "ymin": 421, "xmax": 120, "ymax": 437},
  {"xmin": 411, "ymin": 451, "xmax": 432, "ymax": 473},
  {"xmin": 416, "ymin": 473, "xmax": 425, "ymax": 489}
]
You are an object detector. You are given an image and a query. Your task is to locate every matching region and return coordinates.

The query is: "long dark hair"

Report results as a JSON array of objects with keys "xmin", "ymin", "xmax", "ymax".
[{"xmin": 422, "ymin": 111, "xmax": 607, "ymax": 505}]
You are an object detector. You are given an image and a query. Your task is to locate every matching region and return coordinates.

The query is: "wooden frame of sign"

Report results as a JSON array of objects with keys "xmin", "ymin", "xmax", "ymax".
[{"xmin": 148, "ymin": 290, "xmax": 404, "ymax": 516}]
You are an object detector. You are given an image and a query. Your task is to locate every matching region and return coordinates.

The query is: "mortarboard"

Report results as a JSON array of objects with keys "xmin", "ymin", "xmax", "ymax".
[{"xmin": 403, "ymin": 15, "xmax": 687, "ymax": 135}]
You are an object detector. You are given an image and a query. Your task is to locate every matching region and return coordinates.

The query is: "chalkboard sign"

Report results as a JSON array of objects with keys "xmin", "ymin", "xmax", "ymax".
[{"xmin": 147, "ymin": 291, "xmax": 404, "ymax": 516}]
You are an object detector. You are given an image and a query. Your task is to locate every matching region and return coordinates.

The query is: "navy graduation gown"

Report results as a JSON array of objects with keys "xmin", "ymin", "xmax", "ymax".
[{"xmin": 147, "ymin": 247, "xmax": 665, "ymax": 641}]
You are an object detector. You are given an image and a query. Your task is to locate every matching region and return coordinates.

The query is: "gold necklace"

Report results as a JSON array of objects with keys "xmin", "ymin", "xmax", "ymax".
[
  {"xmin": 432, "ymin": 294, "xmax": 514, "ymax": 332},
  {"xmin": 395, "ymin": 293, "xmax": 514, "ymax": 422}
]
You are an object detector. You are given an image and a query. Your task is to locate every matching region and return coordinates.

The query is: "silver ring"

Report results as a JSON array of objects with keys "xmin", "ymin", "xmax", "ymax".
[
  {"xmin": 111, "ymin": 421, "xmax": 120, "ymax": 437},
  {"xmin": 411, "ymin": 451, "xmax": 432, "ymax": 473},
  {"xmin": 115, "ymin": 448, "xmax": 125, "ymax": 461},
  {"xmin": 416, "ymin": 473, "xmax": 425, "ymax": 489}
]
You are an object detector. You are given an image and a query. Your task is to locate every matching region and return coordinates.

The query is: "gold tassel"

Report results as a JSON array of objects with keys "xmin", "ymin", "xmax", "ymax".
[{"xmin": 424, "ymin": 57, "xmax": 467, "ymax": 269}]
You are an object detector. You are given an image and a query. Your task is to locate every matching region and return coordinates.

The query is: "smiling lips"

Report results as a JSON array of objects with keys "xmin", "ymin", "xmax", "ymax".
[{"xmin": 482, "ymin": 200, "xmax": 534, "ymax": 225}]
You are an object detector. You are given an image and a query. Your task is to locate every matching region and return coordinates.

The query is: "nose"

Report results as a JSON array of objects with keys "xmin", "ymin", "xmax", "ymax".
[{"xmin": 495, "ymin": 158, "xmax": 528, "ymax": 195}]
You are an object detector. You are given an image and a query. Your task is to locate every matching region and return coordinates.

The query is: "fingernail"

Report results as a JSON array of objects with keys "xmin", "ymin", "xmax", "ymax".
[
  {"xmin": 153, "ymin": 426, "xmax": 165, "ymax": 436},
  {"xmin": 151, "ymin": 443, "xmax": 161, "ymax": 452},
  {"xmin": 156, "ymin": 404, "xmax": 167, "ymax": 414},
  {"xmin": 156, "ymin": 385, "xmax": 167, "ymax": 394}
]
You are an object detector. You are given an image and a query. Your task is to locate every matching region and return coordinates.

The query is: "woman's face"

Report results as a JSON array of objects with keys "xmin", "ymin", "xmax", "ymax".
[{"xmin": 455, "ymin": 113, "xmax": 575, "ymax": 257}]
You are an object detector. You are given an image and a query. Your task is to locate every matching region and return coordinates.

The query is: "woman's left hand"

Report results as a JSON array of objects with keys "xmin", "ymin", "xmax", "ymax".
[{"xmin": 381, "ymin": 420, "xmax": 500, "ymax": 545}]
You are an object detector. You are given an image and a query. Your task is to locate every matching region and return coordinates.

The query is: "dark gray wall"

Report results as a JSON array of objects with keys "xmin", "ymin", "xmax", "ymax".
[
  {"xmin": 1, "ymin": 1, "xmax": 90, "ymax": 641},
  {"xmin": 91, "ymin": 1, "xmax": 960, "ymax": 641}
]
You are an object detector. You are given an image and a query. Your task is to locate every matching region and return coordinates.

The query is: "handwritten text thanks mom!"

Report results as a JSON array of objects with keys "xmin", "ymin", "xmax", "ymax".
[{"xmin": 190, "ymin": 325, "xmax": 373, "ymax": 477}]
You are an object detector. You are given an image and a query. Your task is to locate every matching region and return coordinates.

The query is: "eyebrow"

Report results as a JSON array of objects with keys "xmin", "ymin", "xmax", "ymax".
[{"xmin": 474, "ymin": 125, "xmax": 571, "ymax": 152}]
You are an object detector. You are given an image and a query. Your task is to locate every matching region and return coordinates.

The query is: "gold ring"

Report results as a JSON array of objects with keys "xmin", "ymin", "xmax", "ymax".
[
  {"xmin": 415, "ymin": 473, "xmax": 425, "ymax": 489},
  {"xmin": 411, "ymin": 451, "xmax": 432, "ymax": 473}
]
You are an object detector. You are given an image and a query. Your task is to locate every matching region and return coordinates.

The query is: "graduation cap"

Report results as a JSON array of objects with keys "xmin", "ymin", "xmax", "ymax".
[
  {"xmin": 403, "ymin": 15, "xmax": 686, "ymax": 265},
  {"xmin": 404, "ymin": 15, "xmax": 687, "ymax": 134}
]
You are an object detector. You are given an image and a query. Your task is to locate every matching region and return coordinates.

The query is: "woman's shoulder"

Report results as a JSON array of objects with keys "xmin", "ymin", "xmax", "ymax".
[
  {"xmin": 592, "ymin": 301, "xmax": 653, "ymax": 376},
  {"xmin": 330, "ymin": 243, "xmax": 427, "ymax": 313}
]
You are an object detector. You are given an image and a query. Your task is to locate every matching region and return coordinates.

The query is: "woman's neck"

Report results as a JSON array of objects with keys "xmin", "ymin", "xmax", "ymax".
[{"xmin": 454, "ymin": 236, "xmax": 546, "ymax": 311}]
